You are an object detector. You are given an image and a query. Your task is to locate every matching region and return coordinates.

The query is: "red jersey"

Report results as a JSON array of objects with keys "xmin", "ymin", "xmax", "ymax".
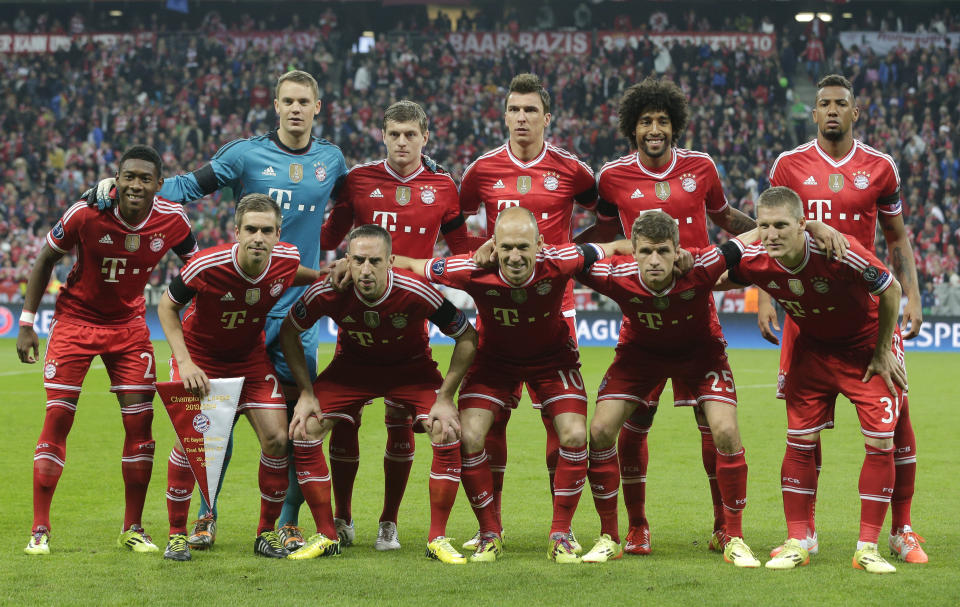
[
  {"xmin": 460, "ymin": 142, "xmax": 597, "ymax": 242},
  {"xmin": 579, "ymin": 246, "xmax": 728, "ymax": 354},
  {"xmin": 288, "ymin": 269, "xmax": 469, "ymax": 365},
  {"xmin": 424, "ymin": 243, "xmax": 604, "ymax": 365},
  {"xmin": 168, "ymin": 242, "xmax": 300, "ymax": 362},
  {"xmin": 769, "ymin": 139, "xmax": 901, "ymax": 249},
  {"xmin": 320, "ymin": 159, "xmax": 471, "ymax": 258},
  {"xmin": 729, "ymin": 233, "xmax": 895, "ymax": 349},
  {"xmin": 47, "ymin": 199, "xmax": 196, "ymax": 327},
  {"xmin": 596, "ymin": 148, "xmax": 728, "ymax": 247}
]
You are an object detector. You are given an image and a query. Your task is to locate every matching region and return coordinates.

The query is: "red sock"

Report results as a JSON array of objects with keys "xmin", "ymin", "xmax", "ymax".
[
  {"xmin": 715, "ymin": 448, "xmax": 748, "ymax": 538},
  {"xmin": 588, "ymin": 445, "xmax": 620, "ymax": 542},
  {"xmin": 781, "ymin": 438, "xmax": 818, "ymax": 541},
  {"xmin": 551, "ymin": 445, "xmax": 587, "ymax": 536},
  {"xmin": 120, "ymin": 400, "xmax": 155, "ymax": 530},
  {"xmin": 428, "ymin": 440, "xmax": 461, "ymax": 541},
  {"xmin": 859, "ymin": 443, "xmax": 894, "ymax": 544},
  {"xmin": 328, "ymin": 421, "xmax": 360, "ymax": 522},
  {"xmin": 618, "ymin": 418, "xmax": 649, "ymax": 527},
  {"xmin": 486, "ymin": 411, "xmax": 509, "ymax": 530},
  {"xmin": 166, "ymin": 448, "xmax": 195, "ymax": 535},
  {"xmin": 891, "ymin": 398, "xmax": 916, "ymax": 533},
  {"xmin": 542, "ymin": 412, "xmax": 559, "ymax": 493},
  {"xmin": 32, "ymin": 399, "xmax": 76, "ymax": 532},
  {"xmin": 809, "ymin": 439, "xmax": 822, "ymax": 535},
  {"xmin": 257, "ymin": 452, "xmax": 287, "ymax": 535},
  {"xmin": 294, "ymin": 439, "xmax": 337, "ymax": 538},
  {"xmin": 381, "ymin": 411, "xmax": 414, "ymax": 524},
  {"xmin": 461, "ymin": 450, "xmax": 499, "ymax": 534},
  {"xmin": 700, "ymin": 426, "xmax": 724, "ymax": 532}
]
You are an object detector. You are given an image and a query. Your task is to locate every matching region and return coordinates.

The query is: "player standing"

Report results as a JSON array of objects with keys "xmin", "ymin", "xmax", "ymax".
[
  {"xmin": 308, "ymin": 100, "xmax": 477, "ymax": 551},
  {"xmin": 18, "ymin": 145, "xmax": 197, "ymax": 555},
  {"xmin": 92, "ymin": 70, "xmax": 348, "ymax": 551},
  {"xmin": 279, "ymin": 224, "xmax": 478, "ymax": 562},
  {"xmin": 726, "ymin": 187, "xmax": 905, "ymax": 574},
  {"xmin": 458, "ymin": 73, "xmax": 598, "ymax": 549},
  {"xmin": 394, "ymin": 207, "xmax": 629, "ymax": 563},
  {"xmin": 763, "ymin": 74, "xmax": 926, "ymax": 563},
  {"xmin": 157, "ymin": 194, "xmax": 319, "ymax": 561},
  {"xmin": 577, "ymin": 78, "xmax": 756, "ymax": 554}
]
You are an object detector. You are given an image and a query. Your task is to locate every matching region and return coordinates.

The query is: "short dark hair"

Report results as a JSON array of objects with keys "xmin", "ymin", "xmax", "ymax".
[
  {"xmin": 506, "ymin": 73, "xmax": 551, "ymax": 114},
  {"xmin": 235, "ymin": 193, "xmax": 282, "ymax": 228},
  {"xmin": 618, "ymin": 78, "xmax": 689, "ymax": 149},
  {"xmin": 756, "ymin": 186, "xmax": 803, "ymax": 220},
  {"xmin": 383, "ymin": 100, "xmax": 428, "ymax": 133},
  {"xmin": 118, "ymin": 145, "xmax": 163, "ymax": 177},
  {"xmin": 816, "ymin": 74, "xmax": 854, "ymax": 94},
  {"xmin": 347, "ymin": 224, "xmax": 392, "ymax": 257},
  {"xmin": 631, "ymin": 211, "xmax": 679, "ymax": 248}
]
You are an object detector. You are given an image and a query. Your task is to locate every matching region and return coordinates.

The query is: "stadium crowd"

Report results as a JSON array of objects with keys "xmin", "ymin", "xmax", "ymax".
[{"xmin": 2, "ymin": 3, "xmax": 960, "ymax": 313}]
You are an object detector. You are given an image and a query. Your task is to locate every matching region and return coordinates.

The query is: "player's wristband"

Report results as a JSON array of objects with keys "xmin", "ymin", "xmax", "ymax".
[{"xmin": 19, "ymin": 311, "xmax": 36, "ymax": 327}]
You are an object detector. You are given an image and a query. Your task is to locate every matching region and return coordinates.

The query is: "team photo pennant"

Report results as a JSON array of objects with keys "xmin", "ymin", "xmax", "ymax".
[{"xmin": 156, "ymin": 377, "xmax": 244, "ymax": 511}]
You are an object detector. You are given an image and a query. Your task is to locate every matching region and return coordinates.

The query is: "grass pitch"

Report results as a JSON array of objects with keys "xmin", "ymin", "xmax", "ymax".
[{"xmin": 1, "ymin": 340, "xmax": 958, "ymax": 606}]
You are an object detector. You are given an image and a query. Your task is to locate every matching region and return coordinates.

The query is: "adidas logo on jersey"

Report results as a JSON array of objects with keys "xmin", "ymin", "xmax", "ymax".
[
  {"xmin": 631, "ymin": 189, "xmax": 644, "ymax": 199},
  {"xmin": 262, "ymin": 166, "xmax": 277, "ymax": 176},
  {"xmin": 767, "ymin": 281, "xmax": 780, "ymax": 290},
  {"xmin": 803, "ymin": 176, "xmax": 817, "ymax": 186},
  {"xmin": 370, "ymin": 189, "xmax": 384, "ymax": 198},
  {"xmin": 342, "ymin": 315, "xmax": 356, "ymax": 323},
  {"xmin": 221, "ymin": 292, "xmax": 235, "ymax": 302},
  {"xmin": 99, "ymin": 235, "xmax": 113, "ymax": 244},
  {"xmin": 493, "ymin": 179, "xmax": 505, "ymax": 189}
]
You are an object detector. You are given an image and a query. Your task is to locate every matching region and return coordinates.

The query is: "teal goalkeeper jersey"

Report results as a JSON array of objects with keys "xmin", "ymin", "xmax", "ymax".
[{"xmin": 159, "ymin": 130, "xmax": 347, "ymax": 317}]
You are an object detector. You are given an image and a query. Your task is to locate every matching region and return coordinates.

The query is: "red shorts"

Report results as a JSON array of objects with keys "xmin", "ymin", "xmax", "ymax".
[
  {"xmin": 312, "ymin": 357, "xmax": 442, "ymax": 427},
  {"xmin": 170, "ymin": 346, "xmax": 286, "ymax": 413},
  {"xmin": 528, "ymin": 313, "xmax": 578, "ymax": 413},
  {"xmin": 783, "ymin": 335, "xmax": 906, "ymax": 439},
  {"xmin": 599, "ymin": 344, "xmax": 738, "ymax": 409},
  {"xmin": 460, "ymin": 354, "xmax": 587, "ymax": 417},
  {"xmin": 43, "ymin": 319, "xmax": 156, "ymax": 398}
]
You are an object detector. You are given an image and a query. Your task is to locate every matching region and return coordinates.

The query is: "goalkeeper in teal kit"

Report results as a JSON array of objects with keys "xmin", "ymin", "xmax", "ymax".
[{"xmin": 90, "ymin": 70, "xmax": 346, "ymax": 552}]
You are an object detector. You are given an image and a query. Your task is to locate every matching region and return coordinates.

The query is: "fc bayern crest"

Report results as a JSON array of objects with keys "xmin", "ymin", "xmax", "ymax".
[
  {"xmin": 420, "ymin": 187, "xmax": 436, "ymax": 204},
  {"xmin": 315, "ymin": 164, "xmax": 327, "ymax": 182},
  {"xmin": 853, "ymin": 171, "xmax": 870, "ymax": 190},
  {"xmin": 124, "ymin": 234, "xmax": 140, "ymax": 252},
  {"xmin": 150, "ymin": 237, "xmax": 164, "ymax": 253},
  {"xmin": 390, "ymin": 313, "xmax": 408, "ymax": 328},
  {"xmin": 680, "ymin": 289, "xmax": 695, "ymax": 300},
  {"xmin": 192, "ymin": 413, "xmax": 211, "ymax": 434},
  {"xmin": 788, "ymin": 279, "xmax": 804, "ymax": 296},
  {"xmin": 510, "ymin": 288, "xmax": 528, "ymax": 303},
  {"xmin": 543, "ymin": 174, "xmax": 559, "ymax": 191},
  {"xmin": 269, "ymin": 282, "xmax": 283, "ymax": 297},
  {"xmin": 535, "ymin": 280, "xmax": 552, "ymax": 295},
  {"xmin": 43, "ymin": 362, "xmax": 57, "ymax": 380},
  {"xmin": 680, "ymin": 173, "xmax": 697, "ymax": 193},
  {"xmin": 811, "ymin": 277, "xmax": 830, "ymax": 294}
]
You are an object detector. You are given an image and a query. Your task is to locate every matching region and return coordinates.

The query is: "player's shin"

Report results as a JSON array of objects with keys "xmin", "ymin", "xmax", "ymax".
[
  {"xmin": 461, "ymin": 449, "xmax": 500, "ymax": 534},
  {"xmin": 258, "ymin": 452, "xmax": 288, "ymax": 535},
  {"xmin": 120, "ymin": 398, "xmax": 155, "ymax": 529},
  {"xmin": 551, "ymin": 444, "xmax": 587, "ymax": 536},
  {"xmin": 293, "ymin": 439, "xmax": 337, "ymax": 538},
  {"xmin": 33, "ymin": 399, "xmax": 76, "ymax": 531},
  {"xmin": 781, "ymin": 437, "xmax": 818, "ymax": 541},
  {"xmin": 859, "ymin": 443, "xmax": 895, "ymax": 544},
  {"xmin": 542, "ymin": 411, "xmax": 559, "ymax": 492},
  {"xmin": 700, "ymin": 425, "xmax": 725, "ymax": 532},
  {"xmin": 715, "ymin": 447, "xmax": 748, "ymax": 539},
  {"xmin": 588, "ymin": 445, "xmax": 620, "ymax": 542},
  {"xmin": 485, "ymin": 412, "xmax": 509, "ymax": 529},
  {"xmin": 891, "ymin": 399, "xmax": 917, "ymax": 533},
  {"xmin": 618, "ymin": 419, "xmax": 650, "ymax": 527},
  {"xmin": 428, "ymin": 440, "xmax": 461, "ymax": 541},
  {"xmin": 329, "ymin": 420, "xmax": 360, "ymax": 523},
  {"xmin": 166, "ymin": 448, "xmax": 195, "ymax": 535},
  {"xmin": 382, "ymin": 410, "xmax": 415, "ymax": 524}
]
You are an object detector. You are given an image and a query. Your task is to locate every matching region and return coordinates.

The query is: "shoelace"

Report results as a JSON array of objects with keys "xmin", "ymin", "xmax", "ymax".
[
  {"xmin": 263, "ymin": 532, "xmax": 284, "ymax": 550},
  {"xmin": 170, "ymin": 536, "xmax": 187, "ymax": 550},
  {"xmin": 195, "ymin": 519, "xmax": 213, "ymax": 533}
]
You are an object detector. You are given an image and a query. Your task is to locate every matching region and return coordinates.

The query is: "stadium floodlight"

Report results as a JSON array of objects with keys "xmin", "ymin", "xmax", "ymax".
[
  {"xmin": 109, "ymin": 10, "xmax": 123, "ymax": 17},
  {"xmin": 795, "ymin": 12, "xmax": 814, "ymax": 23},
  {"xmin": 842, "ymin": 12, "xmax": 854, "ymax": 19},
  {"xmin": 817, "ymin": 13, "xmax": 833, "ymax": 22}
]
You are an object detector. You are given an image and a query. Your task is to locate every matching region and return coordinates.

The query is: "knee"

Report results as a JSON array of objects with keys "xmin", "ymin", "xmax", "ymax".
[
  {"xmin": 589, "ymin": 419, "xmax": 618, "ymax": 449},
  {"xmin": 557, "ymin": 422, "xmax": 587, "ymax": 448},
  {"xmin": 461, "ymin": 423, "xmax": 487, "ymax": 453},
  {"xmin": 261, "ymin": 429, "xmax": 288, "ymax": 455}
]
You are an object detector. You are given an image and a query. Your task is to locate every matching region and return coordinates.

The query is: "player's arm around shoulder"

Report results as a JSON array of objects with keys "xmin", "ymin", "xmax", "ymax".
[{"xmin": 16, "ymin": 244, "xmax": 64, "ymax": 364}]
